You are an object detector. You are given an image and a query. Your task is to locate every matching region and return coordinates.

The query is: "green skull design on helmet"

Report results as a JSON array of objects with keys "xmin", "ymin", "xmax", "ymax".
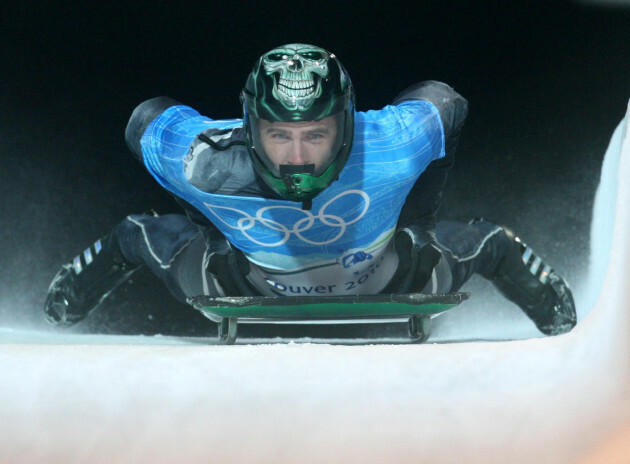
[
  {"xmin": 262, "ymin": 45, "xmax": 331, "ymax": 111},
  {"xmin": 241, "ymin": 44, "xmax": 355, "ymax": 206}
]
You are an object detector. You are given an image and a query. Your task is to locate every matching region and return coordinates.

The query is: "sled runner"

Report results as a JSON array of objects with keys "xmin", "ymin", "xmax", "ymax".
[{"xmin": 188, "ymin": 292, "xmax": 469, "ymax": 344}]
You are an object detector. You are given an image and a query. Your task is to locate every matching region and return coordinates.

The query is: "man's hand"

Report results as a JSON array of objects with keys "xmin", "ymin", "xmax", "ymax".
[
  {"xmin": 411, "ymin": 239, "xmax": 442, "ymax": 292},
  {"xmin": 384, "ymin": 226, "xmax": 442, "ymax": 293},
  {"xmin": 205, "ymin": 243, "xmax": 251, "ymax": 296}
]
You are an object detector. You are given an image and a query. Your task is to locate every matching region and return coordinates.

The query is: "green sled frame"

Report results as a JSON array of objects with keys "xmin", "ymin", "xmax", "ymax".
[{"xmin": 187, "ymin": 292, "xmax": 469, "ymax": 345}]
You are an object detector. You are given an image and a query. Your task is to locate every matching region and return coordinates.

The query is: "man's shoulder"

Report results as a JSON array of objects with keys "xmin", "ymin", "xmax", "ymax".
[
  {"xmin": 354, "ymin": 100, "xmax": 441, "ymax": 142},
  {"xmin": 356, "ymin": 99, "xmax": 438, "ymax": 126},
  {"xmin": 349, "ymin": 100, "xmax": 444, "ymax": 166},
  {"xmin": 187, "ymin": 125, "xmax": 247, "ymax": 171},
  {"xmin": 194, "ymin": 125, "xmax": 247, "ymax": 150},
  {"xmin": 354, "ymin": 81, "xmax": 467, "ymax": 135},
  {"xmin": 185, "ymin": 126, "xmax": 263, "ymax": 195}
]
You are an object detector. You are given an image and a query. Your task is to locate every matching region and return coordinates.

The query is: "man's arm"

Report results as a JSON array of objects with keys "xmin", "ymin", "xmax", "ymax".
[
  {"xmin": 124, "ymin": 96, "xmax": 219, "ymax": 238},
  {"xmin": 124, "ymin": 98, "xmax": 233, "ymax": 254},
  {"xmin": 125, "ymin": 98, "xmax": 254, "ymax": 295},
  {"xmin": 384, "ymin": 81, "xmax": 468, "ymax": 293},
  {"xmin": 395, "ymin": 81, "xmax": 468, "ymax": 243}
]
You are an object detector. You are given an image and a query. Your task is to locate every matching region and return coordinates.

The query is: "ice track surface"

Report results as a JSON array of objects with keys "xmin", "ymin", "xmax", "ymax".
[{"xmin": 2, "ymin": 104, "xmax": 630, "ymax": 463}]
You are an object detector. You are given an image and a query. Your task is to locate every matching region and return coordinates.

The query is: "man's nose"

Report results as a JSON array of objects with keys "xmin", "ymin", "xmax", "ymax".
[{"xmin": 287, "ymin": 142, "xmax": 307, "ymax": 164}]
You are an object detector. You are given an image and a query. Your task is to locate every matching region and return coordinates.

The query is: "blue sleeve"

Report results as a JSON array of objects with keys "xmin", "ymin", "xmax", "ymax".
[
  {"xmin": 140, "ymin": 105, "xmax": 211, "ymax": 180},
  {"xmin": 394, "ymin": 99, "xmax": 446, "ymax": 164},
  {"xmin": 354, "ymin": 98, "xmax": 446, "ymax": 169},
  {"xmin": 393, "ymin": 81, "xmax": 468, "ymax": 148}
]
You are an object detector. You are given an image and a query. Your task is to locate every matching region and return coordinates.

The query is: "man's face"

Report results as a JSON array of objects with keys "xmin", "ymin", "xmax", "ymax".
[{"xmin": 259, "ymin": 114, "xmax": 339, "ymax": 174}]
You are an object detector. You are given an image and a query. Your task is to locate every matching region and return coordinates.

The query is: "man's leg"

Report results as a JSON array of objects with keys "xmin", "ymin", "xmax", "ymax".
[
  {"xmin": 44, "ymin": 213, "xmax": 224, "ymax": 326},
  {"xmin": 435, "ymin": 219, "xmax": 577, "ymax": 336}
]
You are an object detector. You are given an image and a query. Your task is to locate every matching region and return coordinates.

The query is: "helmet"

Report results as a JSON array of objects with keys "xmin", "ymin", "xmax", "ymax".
[{"xmin": 241, "ymin": 44, "xmax": 355, "ymax": 204}]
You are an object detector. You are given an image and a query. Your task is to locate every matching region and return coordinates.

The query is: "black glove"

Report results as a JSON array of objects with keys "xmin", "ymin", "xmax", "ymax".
[
  {"xmin": 383, "ymin": 226, "xmax": 442, "ymax": 293},
  {"xmin": 204, "ymin": 240, "xmax": 253, "ymax": 296}
]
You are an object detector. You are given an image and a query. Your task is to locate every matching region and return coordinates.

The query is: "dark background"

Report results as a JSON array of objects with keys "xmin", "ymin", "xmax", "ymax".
[{"xmin": 1, "ymin": 0, "xmax": 629, "ymax": 338}]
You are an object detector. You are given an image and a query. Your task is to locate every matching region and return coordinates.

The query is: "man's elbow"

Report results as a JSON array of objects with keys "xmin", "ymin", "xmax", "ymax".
[
  {"xmin": 393, "ymin": 80, "xmax": 468, "ymax": 138},
  {"xmin": 125, "ymin": 96, "xmax": 182, "ymax": 161}
]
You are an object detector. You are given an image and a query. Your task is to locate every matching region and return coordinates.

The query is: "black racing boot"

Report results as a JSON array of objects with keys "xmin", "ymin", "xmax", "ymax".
[
  {"xmin": 44, "ymin": 233, "xmax": 140, "ymax": 326},
  {"xmin": 488, "ymin": 225, "xmax": 577, "ymax": 336}
]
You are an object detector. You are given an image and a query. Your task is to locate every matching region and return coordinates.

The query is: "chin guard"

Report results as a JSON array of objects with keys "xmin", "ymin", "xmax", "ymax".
[
  {"xmin": 279, "ymin": 164, "xmax": 315, "ymax": 210},
  {"xmin": 279, "ymin": 163, "xmax": 315, "ymax": 192}
]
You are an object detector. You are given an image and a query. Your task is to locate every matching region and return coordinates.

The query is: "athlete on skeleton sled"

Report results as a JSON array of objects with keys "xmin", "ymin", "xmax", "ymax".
[{"xmin": 44, "ymin": 43, "xmax": 576, "ymax": 336}]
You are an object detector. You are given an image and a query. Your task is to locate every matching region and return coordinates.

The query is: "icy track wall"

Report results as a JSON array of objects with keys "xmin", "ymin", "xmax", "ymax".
[{"xmin": 1, "ymin": 102, "xmax": 630, "ymax": 464}]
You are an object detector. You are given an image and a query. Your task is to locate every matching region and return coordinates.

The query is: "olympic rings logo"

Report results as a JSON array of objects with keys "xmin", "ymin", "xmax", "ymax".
[{"xmin": 204, "ymin": 190, "xmax": 370, "ymax": 247}]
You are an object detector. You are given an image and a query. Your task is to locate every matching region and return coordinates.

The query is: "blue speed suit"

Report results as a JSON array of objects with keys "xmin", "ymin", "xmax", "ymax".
[{"xmin": 116, "ymin": 81, "xmax": 508, "ymax": 302}]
